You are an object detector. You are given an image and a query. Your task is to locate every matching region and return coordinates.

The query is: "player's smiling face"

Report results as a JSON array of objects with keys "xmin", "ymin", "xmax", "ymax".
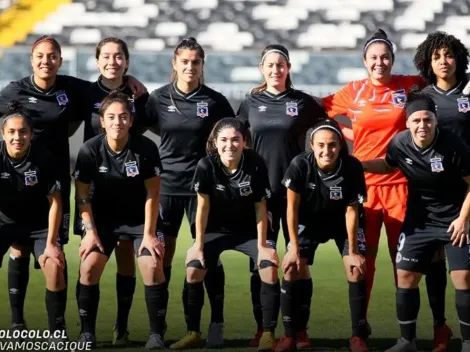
[
  {"xmin": 363, "ymin": 43, "xmax": 393, "ymax": 84},
  {"xmin": 100, "ymin": 102, "xmax": 133, "ymax": 140},
  {"xmin": 431, "ymin": 47, "xmax": 456, "ymax": 82},
  {"xmin": 260, "ymin": 53, "xmax": 290, "ymax": 92},
  {"xmin": 215, "ymin": 127, "xmax": 246, "ymax": 164},
  {"xmin": 172, "ymin": 49, "xmax": 203, "ymax": 86},
  {"xmin": 2, "ymin": 116, "xmax": 32, "ymax": 159},
  {"xmin": 30, "ymin": 42, "xmax": 62, "ymax": 81},
  {"xmin": 406, "ymin": 110, "xmax": 437, "ymax": 146},
  {"xmin": 311, "ymin": 129, "xmax": 341, "ymax": 171},
  {"xmin": 96, "ymin": 42, "xmax": 129, "ymax": 80}
]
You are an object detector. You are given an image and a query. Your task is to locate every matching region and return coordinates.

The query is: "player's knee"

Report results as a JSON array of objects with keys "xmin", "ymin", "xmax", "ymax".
[
  {"xmin": 138, "ymin": 257, "xmax": 166, "ymax": 286},
  {"xmin": 397, "ymin": 269, "xmax": 421, "ymax": 289},
  {"xmin": 450, "ymin": 270, "xmax": 470, "ymax": 290},
  {"xmin": 347, "ymin": 266, "xmax": 364, "ymax": 282},
  {"xmin": 80, "ymin": 257, "xmax": 104, "ymax": 285},
  {"xmin": 365, "ymin": 245, "xmax": 378, "ymax": 259},
  {"xmin": 259, "ymin": 262, "xmax": 278, "ymax": 284},
  {"xmin": 186, "ymin": 265, "xmax": 205, "ymax": 283},
  {"xmin": 10, "ymin": 245, "xmax": 30, "ymax": 258},
  {"xmin": 43, "ymin": 260, "xmax": 66, "ymax": 290},
  {"xmin": 115, "ymin": 240, "xmax": 136, "ymax": 276},
  {"xmin": 283, "ymin": 265, "xmax": 300, "ymax": 281}
]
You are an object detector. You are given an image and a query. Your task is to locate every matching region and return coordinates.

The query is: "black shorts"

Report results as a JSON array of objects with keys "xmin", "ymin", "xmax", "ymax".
[
  {"xmin": 157, "ymin": 195, "xmax": 196, "ymax": 238},
  {"xmin": 0, "ymin": 228, "xmax": 57, "ymax": 269},
  {"xmin": 267, "ymin": 193, "xmax": 288, "ymax": 244},
  {"xmin": 187, "ymin": 232, "xmax": 277, "ymax": 271},
  {"xmin": 91, "ymin": 231, "xmax": 162, "ymax": 258},
  {"xmin": 396, "ymin": 225, "xmax": 470, "ymax": 273}
]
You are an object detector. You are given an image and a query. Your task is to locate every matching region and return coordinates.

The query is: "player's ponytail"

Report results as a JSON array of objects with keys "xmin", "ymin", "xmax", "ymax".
[
  {"xmin": 206, "ymin": 118, "xmax": 247, "ymax": 155},
  {"xmin": 363, "ymin": 29, "xmax": 395, "ymax": 63},
  {"xmin": 309, "ymin": 118, "xmax": 349, "ymax": 159},
  {"xmin": 1, "ymin": 100, "xmax": 33, "ymax": 131},
  {"xmin": 171, "ymin": 37, "xmax": 205, "ymax": 84},
  {"xmin": 99, "ymin": 90, "xmax": 133, "ymax": 117},
  {"xmin": 251, "ymin": 44, "xmax": 294, "ymax": 94}
]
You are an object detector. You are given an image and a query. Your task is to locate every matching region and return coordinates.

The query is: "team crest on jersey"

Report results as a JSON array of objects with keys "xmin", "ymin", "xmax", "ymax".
[
  {"xmin": 24, "ymin": 170, "xmax": 38, "ymax": 186},
  {"xmin": 430, "ymin": 157, "xmax": 444, "ymax": 173},
  {"xmin": 239, "ymin": 181, "xmax": 252, "ymax": 196},
  {"xmin": 197, "ymin": 102, "xmax": 209, "ymax": 118},
  {"xmin": 391, "ymin": 90, "xmax": 406, "ymax": 108},
  {"xmin": 56, "ymin": 91, "xmax": 69, "ymax": 106},
  {"xmin": 329, "ymin": 186, "xmax": 342, "ymax": 200},
  {"xmin": 286, "ymin": 102, "xmax": 298, "ymax": 117},
  {"xmin": 125, "ymin": 161, "xmax": 140, "ymax": 177},
  {"xmin": 458, "ymin": 97, "xmax": 470, "ymax": 113}
]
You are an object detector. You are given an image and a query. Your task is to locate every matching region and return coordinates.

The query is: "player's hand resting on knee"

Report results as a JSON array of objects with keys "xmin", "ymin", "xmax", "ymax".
[
  {"xmin": 345, "ymin": 254, "xmax": 366, "ymax": 275},
  {"xmin": 40, "ymin": 243, "xmax": 65, "ymax": 269},
  {"xmin": 282, "ymin": 249, "xmax": 300, "ymax": 273},
  {"xmin": 258, "ymin": 245, "xmax": 279, "ymax": 268},
  {"xmin": 139, "ymin": 234, "xmax": 165, "ymax": 264},
  {"xmin": 186, "ymin": 244, "xmax": 205, "ymax": 268},
  {"xmin": 79, "ymin": 230, "xmax": 105, "ymax": 261},
  {"xmin": 448, "ymin": 216, "xmax": 470, "ymax": 247}
]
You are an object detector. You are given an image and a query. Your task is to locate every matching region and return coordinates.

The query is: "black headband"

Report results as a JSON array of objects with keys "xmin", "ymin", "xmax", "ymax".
[{"xmin": 405, "ymin": 97, "xmax": 436, "ymax": 118}]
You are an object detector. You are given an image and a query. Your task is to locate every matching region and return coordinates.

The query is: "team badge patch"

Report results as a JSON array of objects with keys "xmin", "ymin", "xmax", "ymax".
[
  {"xmin": 197, "ymin": 102, "xmax": 209, "ymax": 118},
  {"xmin": 458, "ymin": 97, "xmax": 470, "ymax": 113},
  {"xmin": 391, "ymin": 89, "xmax": 406, "ymax": 108},
  {"xmin": 239, "ymin": 181, "xmax": 252, "ymax": 196},
  {"xmin": 125, "ymin": 161, "xmax": 140, "ymax": 177},
  {"xmin": 286, "ymin": 102, "xmax": 298, "ymax": 117},
  {"xmin": 56, "ymin": 91, "xmax": 69, "ymax": 106},
  {"xmin": 430, "ymin": 157, "xmax": 444, "ymax": 173},
  {"xmin": 24, "ymin": 170, "xmax": 38, "ymax": 186},
  {"xmin": 329, "ymin": 186, "xmax": 342, "ymax": 200}
]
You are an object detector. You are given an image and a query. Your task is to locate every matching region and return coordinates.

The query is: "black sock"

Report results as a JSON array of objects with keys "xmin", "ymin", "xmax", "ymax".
[
  {"xmin": 349, "ymin": 281, "xmax": 367, "ymax": 337},
  {"xmin": 280, "ymin": 279, "xmax": 295, "ymax": 337},
  {"xmin": 78, "ymin": 284, "xmax": 100, "ymax": 335},
  {"xmin": 145, "ymin": 284, "xmax": 168, "ymax": 336},
  {"xmin": 185, "ymin": 280, "xmax": 204, "ymax": 332},
  {"xmin": 297, "ymin": 278, "xmax": 313, "ymax": 331},
  {"xmin": 204, "ymin": 262, "xmax": 225, "ymax": 323},
  {"xmin": 163, "ymin": 266, "xmax": 172, "ymax": 291},
  {"xmin": 425, "ymin": 260, "xmax": 447, "ymax": 326},
  {"xmin": 250, "ymin": 272, "xmax": 263, "ymax": 330},
  {"xmin": 260, "ymin": 280, "xmax": 280, "ymax": 332},
  {"xmin": 8, "ymin": 256, "xmax": 30, "ymax": 325},
  {"xmin": 45, "ymin": 289, "xmax": 67, "ymax": 332},
  {"xmin": 396, "ymin": 288, "xmax": 420, "ymax": 342},
  {"xmin": 116, "ymin": 274, "xmax": 136, "ymax": 333},
  {"xmin": 456, "ymin": 289, "xmax": 470, "ymax": 341}
]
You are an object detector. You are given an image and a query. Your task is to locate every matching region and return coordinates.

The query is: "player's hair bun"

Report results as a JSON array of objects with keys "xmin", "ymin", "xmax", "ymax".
[
  {"xmin": 373, "ymin": 29, "xmax": 388, "ymax": 39},
  {"xmin": 6, "ymin": 100, "xmax": 28, "ymax": 117},
  {"xmin": 182, "ymin": 37, "xmax": 197, "ymax": 43}
]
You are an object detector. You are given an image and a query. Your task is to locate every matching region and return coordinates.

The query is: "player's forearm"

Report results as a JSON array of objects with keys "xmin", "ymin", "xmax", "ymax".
[
  {"xmin": 362, "ymin": 159, "xmax": 395, "ymax": 174},
  {"xmin": 255, "ymin": 201, "xmax": 268, "ymax": 249},
  {"xmin": 76, "ymin": 182, "xmax": 96, "ymax": 232},
  {"xmin": 47, "ymin": 192, "xmax": 63, "ymax": 245},
  {"xmin": 195, "ymin": 201, "xmax": 209, "ymax": 248},
  {"xmin": 459, "ymin": 184, "xmax": 470, "ymax": 222},
  {"xmin": 144, "ymin": 178, "xmax": 160, "ymax": 237},
  {"xmin": 345, "ymin": 204, "xmax": 359, "ymax": 255},
  {"xmin": 338, "ymin": 123, "xmax": 354, "ymax": 142}
]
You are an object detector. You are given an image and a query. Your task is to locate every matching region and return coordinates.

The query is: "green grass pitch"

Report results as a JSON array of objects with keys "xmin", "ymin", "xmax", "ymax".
[{"xmin": 0, "ymin": 205, "xmax": 462, "ymax": 351}]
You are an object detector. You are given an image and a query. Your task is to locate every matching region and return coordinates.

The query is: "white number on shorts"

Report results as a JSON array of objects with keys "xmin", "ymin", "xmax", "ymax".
[{"xmin": 397, "ymin": 232, "xmax": 406, "ymax": 251}]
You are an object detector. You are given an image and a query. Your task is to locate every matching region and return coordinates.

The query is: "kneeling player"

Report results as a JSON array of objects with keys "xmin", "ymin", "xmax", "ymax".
[
  {"xmin": 73, "ymin": 91, "xmax": 165, "ymax": 349},
  {"xmin": 363, "ymin": 88, "xmax": 470, "ymax": 352},
  {"xmin": 277, "ymin": 119, "xmax": 368, "ymax": 352},
  {"xmin": 0, "ymin": 101, "xmax": 66, "ymax": 340},
  {"xmin": 169, "ymin": 118, "xmax": 280, "ymax": 351}
]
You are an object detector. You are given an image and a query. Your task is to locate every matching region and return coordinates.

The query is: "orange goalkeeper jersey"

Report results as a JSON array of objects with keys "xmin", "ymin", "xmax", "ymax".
[{"xmin": 322, "ymin": 75, "xmax": 425, "ymax": 186}]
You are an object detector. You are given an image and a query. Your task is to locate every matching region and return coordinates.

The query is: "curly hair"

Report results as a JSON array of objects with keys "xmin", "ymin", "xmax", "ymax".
[{"xmin": 414, "ymin": 31, "xmax": 469, "ymax": 84}]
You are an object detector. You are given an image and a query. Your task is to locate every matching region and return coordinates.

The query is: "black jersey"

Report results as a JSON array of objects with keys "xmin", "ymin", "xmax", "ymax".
[
  {"xmin": 84, "ymin": 77, "xmax": 150, "ymax": 141},
  {"xmin": 386, "ymin": 128, "xmax": 470, "ymax": 228},
  {"xmin": 0, "ymin": 75, "xmax": 89, "ymax": 180},
  {"xmin": 422, "ymin": 82, "xmax": 470, "ymax": 145},
  {"xmin": 0, "ymin": 141, "xmax": 59, "ymax": 232},
  {"xmin": 73, "ymin": 134, "xmax": 162, "ymax": 234},
  {"xmin": 282, "ymin": 152, "xmax": 366, "ymax": 241},
  {"xmin": 192, "ymin": 149, "xmax": 271, "ymax": 234},
  {"xmin": 146, "ymin": 83, "xmax": 235, "ymax": 196},
  {"xmin": 237, "ymin": 89, "xmax": 326, "ymax": 195}
]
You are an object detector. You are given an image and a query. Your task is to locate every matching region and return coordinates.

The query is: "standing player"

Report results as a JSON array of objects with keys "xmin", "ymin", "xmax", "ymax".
[
  {"xmin": 276, "ymin": 118, "xmax": 367, "ymax": 352},
  {"xmin": 169, "ymin": 118, "xmax": 280, "ymax": 351},
  {"xmin": 146, "ymin": 37, "xmax": 235, "ymax": 346},
  {"xmin": 322, "ymin": 29, "xmax": 449, "ymax": 340},
  {"xmin": 73, "ymin": 91, "xmax": 165, "ymax": 349},
  {"xmin": 73, "ymin": 37, "xmax": 150, "ymax": 345},
  {"xmin": 237, "ymin": 44, "xmax": 326, "ymax": 349},
  {"xmin": 362, "ymin": 88, "xmax": 470, "ymax": 352},
  {"xmin": 0, "ymin": 101, "xmax": 66, "ymax": 340},
  {"xmin": 412, "ymin": 30, "xmax": 470, "ymax": 350}
]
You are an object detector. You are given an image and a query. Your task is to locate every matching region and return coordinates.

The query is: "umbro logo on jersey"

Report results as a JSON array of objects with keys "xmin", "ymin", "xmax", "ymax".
[
  {"xmin": 28, "ymin": 97, "xmax": 37, "ymax": 104},
  {"xmin": 357, "ymin": 100, "xmax": 366, "ymax": 107},
  {"xmin": 307, "ymin": 182, "xmax": 316, "ymax": 190},
  {"xmin": 94, "ymin": 102, "xmax": 101, "ymax": 109},
  {"xmin": 405, "ymin": 158, "xmax": 413, "ymax": 165},
  {"xmin": 0, "ymin": 172, "xmax": 9, "ymax": 179},
  {"xmin": 24, "ymin": 170, "xmax": 38, "ymax": 186},
  {"xmin": 258, "ymin": 106, "xmax": 267, "ymax": 112},
  {"xmin": 283, "ymin": 179, "xmax": 291, "ymax": 188},
  {"xmin": 216, "ymin": 184, "xmax": 225, "ymax": 191},
  {"xmin": 167, "ymin": 105, "xmax": 177, "ymax": 112},
  {"xmin": 430, "ymin": 157, "xmax": 444, "ymax": 173},
  {"xmin": 99, "ymin": 166, "xmax": 108, "ymax": 173}
]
